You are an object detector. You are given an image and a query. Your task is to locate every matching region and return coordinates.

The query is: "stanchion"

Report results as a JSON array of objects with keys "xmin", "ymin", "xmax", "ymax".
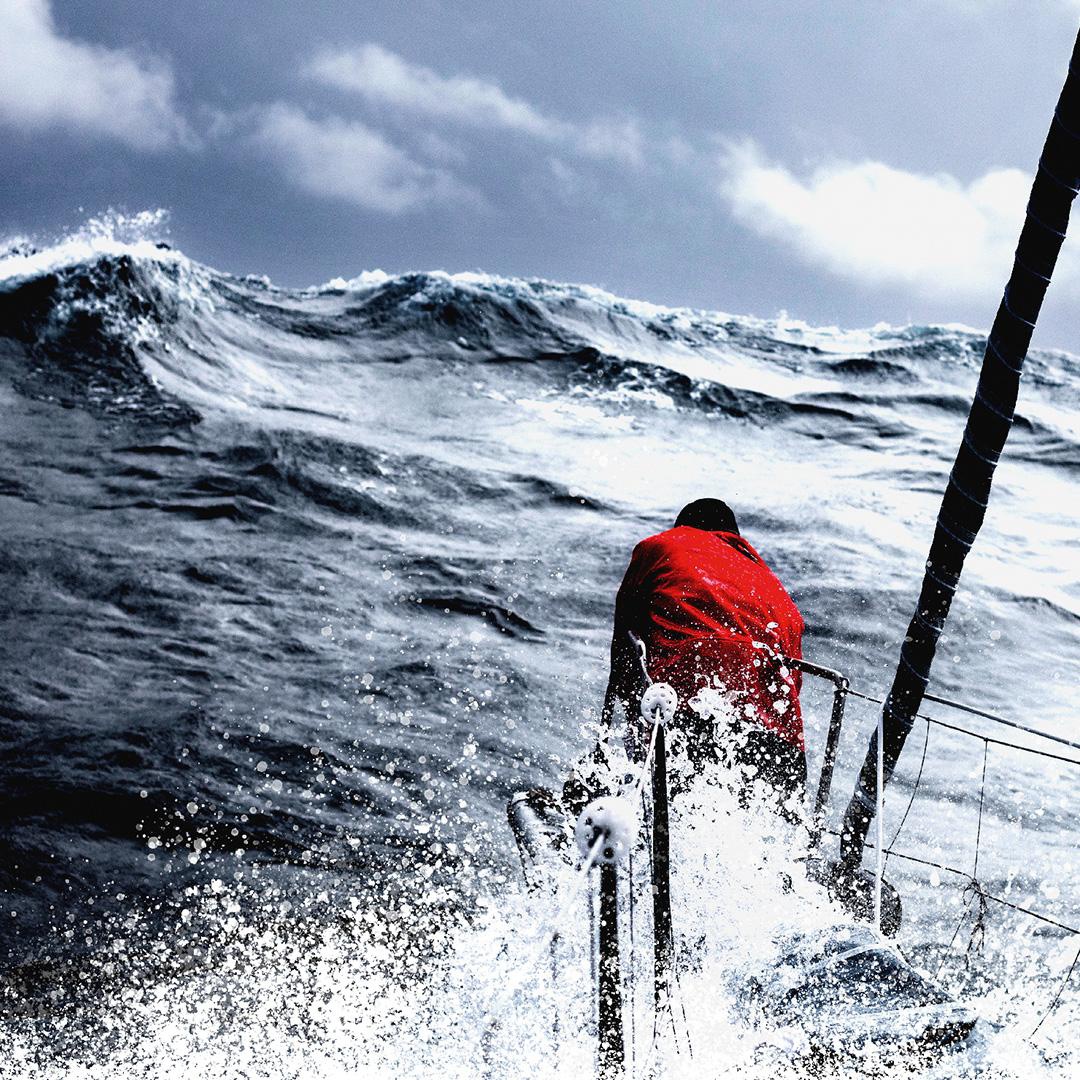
[
  {"xmin": 579, "ymin": 665, "xmax": 678, "ymax": 1078},
  {"xmin": 575, "ymin": 797, "xmax": 634, "ymax": 1078},
  {"xmin": 597, "ymin": 863, "xmax": 624, "ymax": 1079},
  {"xmin": 651, "ymin": 721, "xmax": 673, "ymax": 1018}
]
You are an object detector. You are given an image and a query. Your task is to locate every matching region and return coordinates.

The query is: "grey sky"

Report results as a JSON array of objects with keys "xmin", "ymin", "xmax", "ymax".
[{"xmin": 3, "ymin": 0, "xmax": 1080, "ymax": 348}]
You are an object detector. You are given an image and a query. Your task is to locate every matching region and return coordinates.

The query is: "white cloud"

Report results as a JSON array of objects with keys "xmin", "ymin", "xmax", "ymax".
[
  {"xmin": 575, "ymin": 118, "xmax": 645, "ymax": 167},
  {"xmin": 306, "ymin": 43, "xmax": 643, "ymax": 166},
  {"xmin": 308, "ymin": 43, "xmax": 552, "ymax": 137},
  {"xmin": 250, "ymin": 103, "xmax": 470, "ymax": 213},
  {"xmin": 0, "ymin": 0, "xmax": 188, "ymax": 149},
  {"xmin": 716, "ymin": 141, "xmax": 1058, "ymax": 298}
]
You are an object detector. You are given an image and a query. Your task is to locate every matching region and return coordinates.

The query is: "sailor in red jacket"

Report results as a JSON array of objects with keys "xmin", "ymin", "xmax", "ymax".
[{"xmin": 601, "ymin": 498, "xmax": 806, "ymax": 806}]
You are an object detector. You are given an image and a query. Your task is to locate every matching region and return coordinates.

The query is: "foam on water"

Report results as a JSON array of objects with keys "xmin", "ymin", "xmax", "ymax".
[{"xmin": 0, "ymin": 210, "xmax": 181, "ymax": 286}]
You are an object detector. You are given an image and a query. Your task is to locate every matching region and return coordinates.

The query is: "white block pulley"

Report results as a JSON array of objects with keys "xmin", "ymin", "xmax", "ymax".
[
  {"xmin": 574, "ymin": 796, "xmax": 636, "ymax": 866},
  {"xmin": 640, "ymin": 682, "xmax": 678, "ymax": 726}
]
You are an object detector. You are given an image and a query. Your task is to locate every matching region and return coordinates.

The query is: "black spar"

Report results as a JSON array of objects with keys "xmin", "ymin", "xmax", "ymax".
[{"xmin": 840, "ymin": 29, "xmax": 1080, "ymax": 867}]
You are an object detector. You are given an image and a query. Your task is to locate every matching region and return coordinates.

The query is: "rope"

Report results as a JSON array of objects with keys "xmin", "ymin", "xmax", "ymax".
[
  {"xmin": 1031, "ymin": 942, "xmax": 1080, "ymax": 1038},
  {"xmin": 629, "ymin": 719, "xmax": 661, "ymax": 804},
  {"xmin": 964, "ymin": 879, "xmax": 989, "ymax": 963},
  {"xmin": 935, "ymin": 891, "xmax": 976, "ymax": 980},
  {"xmin": 885, "ymin": 717, "xmax": 931, "ymax": 870},
  {"xmin": 972, "ymin": 741, "xmax": 989, "ymax": 882},
  {"xmin": 487, "ymin": 830, "xmax": 607, "ymax": 1025},
  {"xmin": 628, "ymin": 630, "xmax": 652, "ymax": 687},
  {"xmin": 644, "ymin": 813, "xmax": 662, "ymax": 1065},
  {"xmin": 662, "ymin": 885, "xmax": 694, "ymax": 1057},
  {"xmin": 637, "ymin": 1021, "xmax": 661, "ymax": 1080},
  {"xmin": 550, "ymin": 933, "xmax": 560, "ymax": 1049}
]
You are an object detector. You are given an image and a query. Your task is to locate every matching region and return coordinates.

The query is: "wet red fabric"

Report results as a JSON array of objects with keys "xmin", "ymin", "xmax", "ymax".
[{"xmin": 615, "ymin": 526, "xmax": 805, "ymax": 749}]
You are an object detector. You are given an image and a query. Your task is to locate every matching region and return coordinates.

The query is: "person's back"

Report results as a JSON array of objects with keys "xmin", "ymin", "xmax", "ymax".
[
  {"xmin": 603, "ymin": 499, "xmax": 806, "ymax": 808},
  {"xmin": 618, "ymin": 525, "xmax": 804, "ymax": 748}
]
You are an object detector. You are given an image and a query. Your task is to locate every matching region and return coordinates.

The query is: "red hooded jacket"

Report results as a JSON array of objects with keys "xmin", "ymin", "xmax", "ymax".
[{"xmin": 613, "ymin": 526, "xmax": 805, "ymax": 750}]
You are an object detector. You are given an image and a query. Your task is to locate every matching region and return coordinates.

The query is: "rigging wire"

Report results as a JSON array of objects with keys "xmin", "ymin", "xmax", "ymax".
[
  {"xmin": 838, "ymin": 678, "xmax": 1076, "ymax": 1027},
  {"xmin": 844, "ymin": 687, "xmax": 1080, "ymax": 765},
  {"xmin": 922, "ymin": 690, "xmax": 1080, "ymax": 755},
  {"xmin": 840, "ymin": 837, "xmax": 1080, "ymax": 937},
  {"xmin": 884, "ymin": 716, "xmax": 931, "ymax": 870}
]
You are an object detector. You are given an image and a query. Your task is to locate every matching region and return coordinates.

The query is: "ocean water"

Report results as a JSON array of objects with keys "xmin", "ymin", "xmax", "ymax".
[{"xmin": 0, "ymin": 214, "xmax": 1077, "ymax": 1077}]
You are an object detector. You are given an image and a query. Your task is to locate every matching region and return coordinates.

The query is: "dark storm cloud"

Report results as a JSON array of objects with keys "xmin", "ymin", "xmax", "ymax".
[{"xmin": 2, "ymin": 0, "xmax": 1080, "ymax": 346}]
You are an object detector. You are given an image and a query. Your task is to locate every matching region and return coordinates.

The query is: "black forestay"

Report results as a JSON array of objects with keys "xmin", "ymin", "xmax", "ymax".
[{"xmin": 840, "ymin": 29, "xmax": 1080, "ymax": 865}]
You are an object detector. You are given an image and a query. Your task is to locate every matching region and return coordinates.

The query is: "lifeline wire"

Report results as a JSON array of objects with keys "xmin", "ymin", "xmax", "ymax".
[
  {"xmin": 832, "ymin": 710, "xmax": 1080, "ymax": 1038},
  {"xmin": 843, "ymin": 837, "xmax": 1080, "ymax": 936},
  {"xmin": 835, "ymin": 685, "xmax": 1076, "ymax": 936},
  {"xmin": 925, "ymin": 714, "xmax": 1080, "ymax": 767},
  {"xmin": 845, "ymin": 686, "xmax": 1080, "ymax": 764}
]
